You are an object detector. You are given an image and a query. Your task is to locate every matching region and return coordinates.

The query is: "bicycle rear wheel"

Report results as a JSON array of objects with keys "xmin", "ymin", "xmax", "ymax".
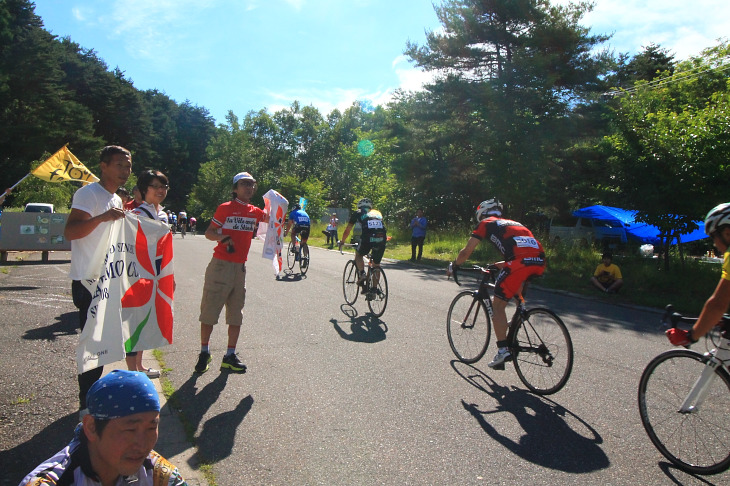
[
  {"xmin": 512, "ymin": 308, "xmax": 573, "ymax": 395},
  {"xmin": 446, "ymin": 291, "xmax": 491, "ymax": 364},
  {"xmin": 366, "ymin": 267, "xmax": 388, "ymax": 317},
  {"xmin": 286, "ymin": 241, "xmax": 296, "ymax": 271},
  {"xmin": 342, "ymin": 260, "xmax": 359, "ymax": 305},
  {"xmin": 299, "ymin": 243, "xmax": 309, "ymax": 275},
  {"xmin": 638, "ymin": 349, "xmax": 730, "ymax": 475}
]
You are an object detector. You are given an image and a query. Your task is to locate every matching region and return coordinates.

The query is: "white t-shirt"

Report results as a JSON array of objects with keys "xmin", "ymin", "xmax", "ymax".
[
  {"xmin": 68, "ymin": 182, "xmax": 122, "ymax": 280},
  {"xmin": 133, "ymin": 202, "xmax": 168, "ymax": 224}
]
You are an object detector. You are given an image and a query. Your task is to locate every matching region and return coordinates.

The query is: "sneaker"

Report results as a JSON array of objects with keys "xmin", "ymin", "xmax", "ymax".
[
  {"xmin": 290, "ymin": 246, "xmax": 298, "ymax": 254},
  {"xmin": 487, "ymin": 348, "xmax": 512, "ymax": 369},
  {"xmin": 194, "ymin": 352, "xmax": 211, "ymax": 374},
  {"xmin": 143, "ymin": 368, "xmax": 161, "ymax": 379},
  {"xmin": 221, "ymin": 353, "xmax": 247, "ymax": 373}
]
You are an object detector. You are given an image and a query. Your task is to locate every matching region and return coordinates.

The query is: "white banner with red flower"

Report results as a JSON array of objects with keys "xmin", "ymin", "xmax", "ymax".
[
  {"xmin": 261, "ymin": 189, "xmax": 288, "ymax": 276},
  {"xmin": 76, "ymin": 215, "xmax": 174, "ymax": 374}
]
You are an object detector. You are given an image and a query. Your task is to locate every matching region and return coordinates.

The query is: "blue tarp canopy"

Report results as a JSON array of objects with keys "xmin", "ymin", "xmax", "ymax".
[{"xmin": 572, "ymin": 205, "xmax": 708, "ymax": 245}]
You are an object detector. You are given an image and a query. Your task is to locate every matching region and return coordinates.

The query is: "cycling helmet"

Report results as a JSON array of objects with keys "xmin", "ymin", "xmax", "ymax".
[
  {"xmin": 357, "ymin": 198, "xmax": 373, "ymax": 210},
  {"xmin": 293, "ymin": 203, "xmax": 301, "ymax": 211},
  {"xmin": 704, "ymin": 202, "xmax": 730, "ymax": 236},
  {"xmin": 475, "ymin": 198, "xmax": 503, "ymax": 221}
]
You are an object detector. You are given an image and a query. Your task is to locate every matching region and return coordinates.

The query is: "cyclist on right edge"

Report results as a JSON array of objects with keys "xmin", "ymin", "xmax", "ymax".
[
  {"xmin": 446, "ymin": 198, "xmax": 546, "ymax": 368},
  {"xmin": 339, "ymin": 198, "xmax": 387, "ymax": 301},
  {"xmin": 667, "ymin": 202, "xmax": 730, "ymax": 346}
]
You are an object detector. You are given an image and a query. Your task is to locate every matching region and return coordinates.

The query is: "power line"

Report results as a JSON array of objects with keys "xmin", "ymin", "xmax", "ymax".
[{"xmin": 605, "ymin": 56, "xmax": 730, "ymax": 97}]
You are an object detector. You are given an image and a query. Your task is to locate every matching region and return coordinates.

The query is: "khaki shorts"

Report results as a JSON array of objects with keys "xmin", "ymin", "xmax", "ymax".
[{"xmin": 199, "ymin": 257, "xmax": 247, "ymax": 326}]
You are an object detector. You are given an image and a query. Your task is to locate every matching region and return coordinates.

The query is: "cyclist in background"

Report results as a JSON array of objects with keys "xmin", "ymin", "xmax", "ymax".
[
  {"xmin": 189, "ymin": 216, "xmax": 197, "ymax": 234},
  {"xmin": 339, "ymin": 198, "xmax": 387, "ymax": 299},
  {"xmin": 178, "ymin": 210, "xmax": 188, "ymax": 233},
  {"xmin": 283, "ymin": 203, "xmax": 310, "ymax": 259},
  {"xmin": 667, "ymin": 202, "xmax": 730, "ymax": 346},
  {"xmin": 446, "ymin": 198, "xmax": 546, "ymax": 368}
]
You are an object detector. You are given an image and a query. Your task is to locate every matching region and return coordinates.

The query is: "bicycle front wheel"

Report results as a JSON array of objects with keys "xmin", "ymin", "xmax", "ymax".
[
  {"xmin": 512, "ymin": 308, "xmax": 573, "ymax": 395},
  {"xmin": 638, "ymin": 349, "xmax": 730, "ymax": 475},
  {"xmin": 446, "ymin": 291, "xmax": 491, "ymax": 363},
  {"xmin": 286, "ymin": 241, "xmax": 296, "ymax": 270},
  {"xmin": 299, "ymin": 243, "xmax": 309, "ymax": 275},
  {"xmin": 342, "ymin": 260, "xmax": 359, "ymax": 305},
  {"xmin": 366, "ymin": 267, "xmax": 388, "ymax": 317}
]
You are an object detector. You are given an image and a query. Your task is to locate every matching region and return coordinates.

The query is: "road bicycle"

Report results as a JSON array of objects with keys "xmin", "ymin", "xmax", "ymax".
[
  {"xmin": 341, "ymin": 244, "xmax": 388, "ymax": 317},
  {"xmin": 447, "ymin": 264, "xmax": 573, "ymax": 395},
  {"xmin": 638, "ymin": 305, "xmax": 730, "ymax": 475},
  {"xmin": 286, "ymin": 235, "xmax": 309, "ymax": 275},
  {"xmin": 180, "ymin": 222, "xmax": 186, "ymax": 238}
]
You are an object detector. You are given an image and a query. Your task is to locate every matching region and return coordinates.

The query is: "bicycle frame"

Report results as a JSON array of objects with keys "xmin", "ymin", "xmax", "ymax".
[
  {"xmin": 680, "ymin": 338, "xmax": 730, "ymax": 413},
  {"xmin": 663, "ymin": 306, "xmax": 730, "ymax": 412}
]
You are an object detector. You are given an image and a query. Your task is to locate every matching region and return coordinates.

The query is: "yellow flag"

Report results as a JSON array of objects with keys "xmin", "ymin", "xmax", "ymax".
[{"xmin": 31, "ymin": 146, "xmax": 99, "ymax": 184}]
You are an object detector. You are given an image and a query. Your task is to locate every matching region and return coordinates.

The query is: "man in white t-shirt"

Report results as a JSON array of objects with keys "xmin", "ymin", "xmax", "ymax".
[{"xmin": 64, "ymin": 145, "xmax": 132, "ymax": 417}]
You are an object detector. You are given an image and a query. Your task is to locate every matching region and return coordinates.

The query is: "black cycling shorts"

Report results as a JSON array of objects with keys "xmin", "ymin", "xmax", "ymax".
[
  {"xmin": 357, "ymin": 234, "xmax": 386, "ymax": 264},
  {"xmin": 293, "ymin": 226, "xmax": 310, "ymax": 241}
]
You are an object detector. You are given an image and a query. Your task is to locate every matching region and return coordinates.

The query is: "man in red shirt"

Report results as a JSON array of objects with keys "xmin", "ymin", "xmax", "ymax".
[
  {"xmin": 447, "ymin": 198, "xmax": 545, "ymax": 368},
  {"xmin": 194, "ymin": 172, "xmax": 269, "ymax": 374}
]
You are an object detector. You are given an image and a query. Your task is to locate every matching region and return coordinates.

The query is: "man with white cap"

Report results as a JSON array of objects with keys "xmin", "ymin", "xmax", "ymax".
[
  {"xmin": 194, "ymin": 171, "xmax": 269, "ymax": 374},
  {"xmin": 19, "ymin": 370, "xmax": 188, "ymax": 486}
]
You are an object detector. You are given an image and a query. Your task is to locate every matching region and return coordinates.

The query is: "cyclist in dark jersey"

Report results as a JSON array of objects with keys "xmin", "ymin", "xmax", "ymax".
[
  {"xmin": 446, "ymin": 198, "xmax": 545, "ymax": 368},
  {"xmin": 339, "ymin": 198, "xmax": 387, "ymax": 297}
]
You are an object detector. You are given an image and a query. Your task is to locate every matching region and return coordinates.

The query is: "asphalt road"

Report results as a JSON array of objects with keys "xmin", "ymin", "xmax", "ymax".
[{"xmin": 1, "ymin": 237, "xmax": 727, "ymax": 486}]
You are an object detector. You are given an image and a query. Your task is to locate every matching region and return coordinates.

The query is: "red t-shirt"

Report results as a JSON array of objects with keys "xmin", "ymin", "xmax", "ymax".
[
  {"xmin": 471, "ymin": 216, "xmax": 544, "ymax": 261},
  {"xmin": 210, "ymin": 198, "xmax": 265, "ymax": 263}
]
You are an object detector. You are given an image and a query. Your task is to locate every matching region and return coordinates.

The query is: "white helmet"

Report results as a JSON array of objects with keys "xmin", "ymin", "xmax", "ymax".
[
  {"xmin": 357, "ymin": 198, "xmax": 373, "ymax": 210},
  {"xmin": 704, "ymin": 202, "xmax": 730, "ymax": 235},
  {"xmin": 475, "ymin": 198, "xmax": 503, "ymax": 221}
]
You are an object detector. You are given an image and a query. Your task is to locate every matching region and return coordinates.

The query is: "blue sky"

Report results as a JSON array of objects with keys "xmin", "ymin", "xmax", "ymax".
[{"xmin": 33, "ymin": 0, "xmax": 729, "ymax": 125}]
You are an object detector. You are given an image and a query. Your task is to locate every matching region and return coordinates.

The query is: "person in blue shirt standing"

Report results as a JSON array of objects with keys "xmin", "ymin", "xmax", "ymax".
[
  {"xmin": 410, "ymin": 208, "xmax": 427, "ymax": 262},
  {"xmin": 284, "ymin": 203, "xmax": 310, "ymax": 258}
]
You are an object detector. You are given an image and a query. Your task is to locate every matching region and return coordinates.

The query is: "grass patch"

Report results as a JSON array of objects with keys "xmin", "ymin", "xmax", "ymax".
[
  {"xmin": 11, "ymin": 395, "xmax": 33, "ymax": 405},
  {"xmin": 199, "ymin": 463, "xmax": 217, "ymax": 486}
]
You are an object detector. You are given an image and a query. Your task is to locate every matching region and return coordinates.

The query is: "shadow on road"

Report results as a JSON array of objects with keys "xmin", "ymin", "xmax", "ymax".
[
  {"xmin": 276, "ymin": 271, "xmax": 306, "ymax": 282},
  {"xmin": 451, "ymin": 360, "xmax": 609, "ymax": 474},
  {"xmin": 22, "ymin": 311, "xmax": 78, "ymax": 341},
  {"xmin": 0, "ymin": 412, "xmax": 78, "ymax": 486},
  {"xmin": 166, "ymin": 373, "xmax": 253, "ymax": 466},
  {"xmin": 330, "ymin": 306, "xmax": 388, "ymax": 343}
]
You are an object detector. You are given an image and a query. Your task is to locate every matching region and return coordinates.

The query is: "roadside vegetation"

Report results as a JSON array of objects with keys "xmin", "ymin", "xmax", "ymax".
[{"xmin": 308, "ymin": 222, "xmax": 719, "ymax": 315}]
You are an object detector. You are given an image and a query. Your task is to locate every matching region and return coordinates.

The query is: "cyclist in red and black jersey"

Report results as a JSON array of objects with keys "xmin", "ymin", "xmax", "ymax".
[{"xmin": 447, "ymin": 198, "xmax": 546, "ymax": 368}]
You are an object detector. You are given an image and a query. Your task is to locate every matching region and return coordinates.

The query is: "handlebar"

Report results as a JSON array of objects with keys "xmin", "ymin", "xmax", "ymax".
[
  {"xmin": 449, "ymin": 263, "xmax": 499, "ymax": 287},
  {"xmin": 660, "ymin": 304, "xmax": 730, "ymax": 330},
  {"xmin": 660, "ymin": 305, "xmax": 698, "ymax": 330}
]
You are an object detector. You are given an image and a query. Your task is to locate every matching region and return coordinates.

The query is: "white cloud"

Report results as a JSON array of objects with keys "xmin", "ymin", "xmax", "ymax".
[{"xmin": 554, "ymin": 0, "xmax": 730, "ymax": 59}]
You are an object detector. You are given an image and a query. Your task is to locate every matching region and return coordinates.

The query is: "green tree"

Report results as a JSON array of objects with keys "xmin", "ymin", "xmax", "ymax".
[
  {"xmin": 603, "ymin": 40, "xmax": 730, "ymax": 267},
  {"xmin": 404, "ymin": 0, "xmax": 611, "ymax": 220}
]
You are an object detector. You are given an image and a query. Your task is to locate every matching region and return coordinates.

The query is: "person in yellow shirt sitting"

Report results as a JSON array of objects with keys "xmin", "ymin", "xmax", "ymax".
[{"xmin": 591, "ymin": 251, "xmax": 623, "ymax": 293}]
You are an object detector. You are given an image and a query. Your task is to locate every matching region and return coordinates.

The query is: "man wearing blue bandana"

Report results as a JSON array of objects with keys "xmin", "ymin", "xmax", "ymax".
[{"xmin": 19, "ymin": 370, "xmax": 188, "ymax": 486}]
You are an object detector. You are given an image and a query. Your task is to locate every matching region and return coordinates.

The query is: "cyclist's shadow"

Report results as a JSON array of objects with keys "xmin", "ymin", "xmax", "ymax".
[
  {"xmin": 276, "ymin": 270, "xmax": 305, "ymax": 281},
  {"xmin": 451, "ymin": 360, "xmax": 609, "ymax": 473},
  {"xmin": 330, "ymin": 305, "xmax": 388, "ymax": 343}
]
